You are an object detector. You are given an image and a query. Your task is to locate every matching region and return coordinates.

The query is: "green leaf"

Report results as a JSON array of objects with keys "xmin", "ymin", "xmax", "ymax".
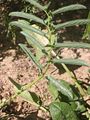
[
  {"xmin": 88, "ymin": 69, "xmax": 90, "ymax": 73},
  {"xmin": 10, "ymin": 20, "xmax": 46, "ymax": 37},
  {"xmin": 49, "ymin": 102, "xmax": 79, "ymax": 120},
  {"xmin": 75, "ymin": 101, "xmax": 86, "ymax": 113},
  {"xmin": 46, "ymin": 76, "xmax": 74, "ymax": 100},
  {"xmin": 25, "ymin": 0, "xmax": 47, "ymax": 11},
  {"xmin": 9, "ymin": 12, "xmax": 45, "ymax": 25},
  {"xmin": 48, "ymin": 81, "xmax": 58, "ymax": 100},
  {"xmin": 19, "ymin": 44, "xmax": 42, "ymax": 71},
  {"xmin": 70, "ymin": 102, "xmax": 78, "ymax": 111},
  {"xmin": 36, "ymin": 48, "xmax": 44, "ymax": 61},
  {"xmin": 55, "ymin": 19, "xmax": 90, "ymax": 30},
  {"xmin": 87, "ymin": 86, "xmax": 90, "ymax": 95},
  {"xmin": 52, "ymin": 58, "xmax": 90, "ymax": 66},
  {"xmin": 21, "ymin": 31, "xmax": 45, "ymax": 51},
  {"xmin": 52, "ymin": 4, "xmax": 86, "ymax": 15},
  {"xmin": 20, "ymin": 30, "xmax": 48, "ymax": 57},
  {"xmin": 9, "ymin": 77, "xmax": 41, "ymax": 105},
  {"xmin": 83, "ymin": 12, "xmax": 90, "ymax": 40},
  {"xmin": 70, "ymin": 100, "xmax": 86, "ymax": 113},
  {"xmin": 9, "ymin": 77, "xmax": 21, "ymax": 90},
  {"xmin": 54, "ymin": 42, "xmax": 90, "ymax": 49},
  {"xmin": 28, "ymin": 91, "xmax": 42, "ymax": 105}
]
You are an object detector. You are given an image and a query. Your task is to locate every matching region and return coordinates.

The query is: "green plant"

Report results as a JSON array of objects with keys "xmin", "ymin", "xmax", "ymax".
[
  {"xmin": 83, "ymin": 11, "xmax": 90, "ymax": 41},
  {"xmin": 1, "ymin": 0, "xmax": 90, "ymax": 119}
]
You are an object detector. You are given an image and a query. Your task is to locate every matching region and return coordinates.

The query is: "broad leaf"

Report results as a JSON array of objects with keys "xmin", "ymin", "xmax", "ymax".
[
  {"xmin": 52, "ymin": 4, "xmax": 86, "ymax": 15},
  {"xmin": 9, "ymin": 12, "xmax": 45, "ymax": 25},
  {"xmin": 48, "ymin": 82, "xmax": 58, "ymax": 100},
  {"xmin": 10, "ymin": 20, "xmax": 46, "ymax": 37},
  {"xmin": 36, "ymin": 48, "xmax": 44, "ymax": 61},
  {"xmin": 21, "ymin": 31, "xmax": 45, "ymax": 51},
  {"xmin": 54, "ymin": 42, "xmax": 90, "ymax": 49},
  {"xmin": 70, "ymin": 102, "xmax": 78, "ymax": 111},
  {"xmin": 19, "ymin": 44, "xmax": 42, "ymax": 71},
  {"xmin": 49, "ymin": 102, "xmax": 79, "ymax": 120},
  {"xmin": 9, "ymin": 77, "xmax": 21, "ymax": 90},
  {"xmin": 21, "ymin": 31, "xmax": 48, "ymax": 56},
  {"xmin": 52, "ymin": 59, "xmax": 90, "ymax": 66},
  {"xmin": 9, "ymin": 77, "xmax": 41, "ymax": 105},
  {"xmin": 46, "ymin": 76, "xmax": 74, "ymax": 100},
  {"xmin": 55, "ymin": 19, "xmax": 90, "ymax": 30},
  {"xmin": 70, "ymin": 100, "xmax": 86, "ymax": 113}
]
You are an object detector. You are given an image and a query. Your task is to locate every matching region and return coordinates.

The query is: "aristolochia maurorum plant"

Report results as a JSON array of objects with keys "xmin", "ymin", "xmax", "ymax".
[{"xmin": 1, "ymin": 0, "xmax": 90, "ymax": 119}]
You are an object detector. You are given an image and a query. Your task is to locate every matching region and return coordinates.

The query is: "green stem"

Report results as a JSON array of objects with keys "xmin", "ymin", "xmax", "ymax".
[
  {"xmin": 61, "ymin": 63, "xmax": 85, "ymax": 96},
  {"xmin": 44, "ymin": 10, "xmax": 52, "ymax": 43},
  {"xmin": 51, "ymin": 50, "xmax": 85, "ymax": 96},
  {"xmin": 44, "ymin": 10, "xmax": 86, "ymax": 96}
]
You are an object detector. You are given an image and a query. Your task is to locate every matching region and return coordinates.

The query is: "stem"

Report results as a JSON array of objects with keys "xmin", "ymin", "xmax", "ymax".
[
  {"xmin": 62, "ymin": 63, "xmax": 86, "ymax": 95},
  {"xmin": 51, "ymin": 50, "xmax": 85, "ymax": 96},
  {"xmin": 44, "ymin": 9, "xmax": 86, "ymax": 96},
  {"xmin": 44, "ymin": 10, "xmax": 52, "ymax": 43}
]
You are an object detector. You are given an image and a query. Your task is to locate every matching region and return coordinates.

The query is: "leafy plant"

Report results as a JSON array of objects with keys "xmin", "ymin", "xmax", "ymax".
[{"xmin": 1, "ymin": 0, "xmax": 90, "ymax": 119}]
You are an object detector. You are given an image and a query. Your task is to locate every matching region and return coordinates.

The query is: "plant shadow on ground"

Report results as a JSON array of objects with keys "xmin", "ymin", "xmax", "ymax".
[{"xmin": 0, "ymin": 112, "xmax": 47, "ymax": 120}]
